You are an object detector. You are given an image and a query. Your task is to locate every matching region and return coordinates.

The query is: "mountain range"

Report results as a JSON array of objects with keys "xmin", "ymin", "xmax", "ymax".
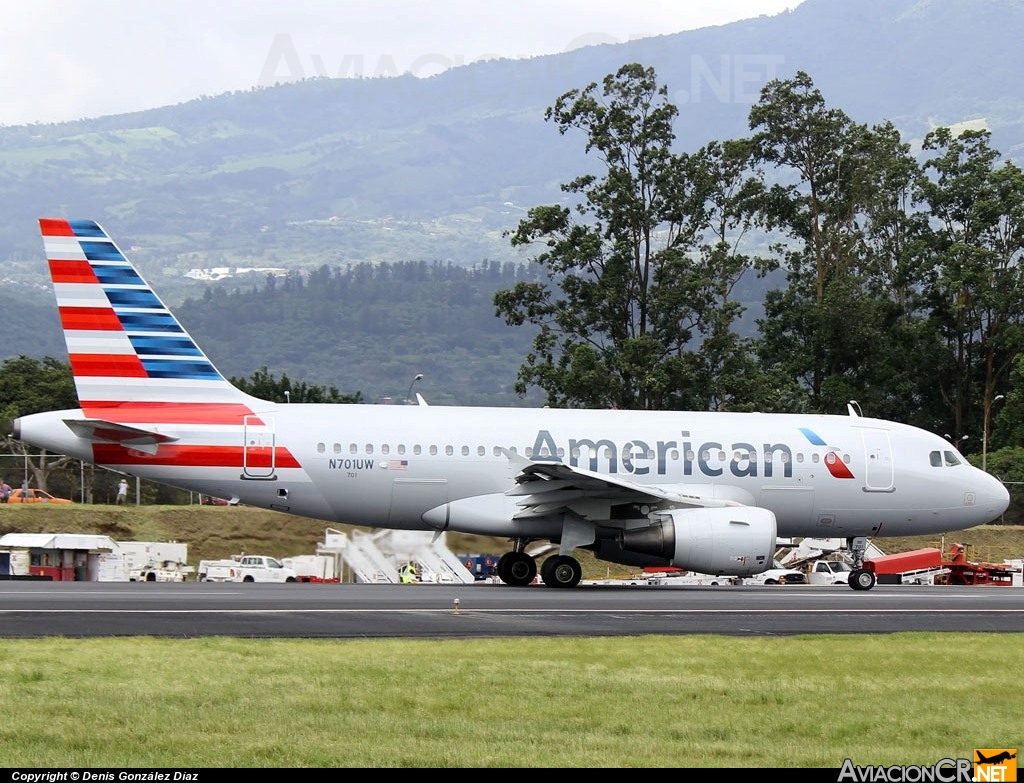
[{"xmin": 1, "ymin": 0, "xmax": 1022, "ymax": 401}]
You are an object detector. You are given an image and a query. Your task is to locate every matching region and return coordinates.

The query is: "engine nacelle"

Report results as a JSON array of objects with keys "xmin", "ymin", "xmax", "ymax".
[{"xmin": 619, "ymin": 506, "xmax": 776, "ymax": 576}]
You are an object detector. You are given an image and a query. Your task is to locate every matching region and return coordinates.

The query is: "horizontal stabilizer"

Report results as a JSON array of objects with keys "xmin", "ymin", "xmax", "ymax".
[{"xmin": 63, "ymin": 418, "xmax": 179, "ymax": 455}]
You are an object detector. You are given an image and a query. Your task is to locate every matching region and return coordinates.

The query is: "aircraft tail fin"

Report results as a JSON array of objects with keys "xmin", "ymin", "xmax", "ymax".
[{"xmin": 39, "ymin": 218, "xmax": 252, "ymax": 420}]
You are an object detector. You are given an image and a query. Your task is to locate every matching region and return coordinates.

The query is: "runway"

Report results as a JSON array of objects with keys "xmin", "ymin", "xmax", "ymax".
[{"xmin": 1, "ymin": 580, "xmax": 1023, "ymax": 637}]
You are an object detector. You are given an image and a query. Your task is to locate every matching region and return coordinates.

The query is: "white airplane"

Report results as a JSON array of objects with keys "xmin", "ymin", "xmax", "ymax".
[{"xmin": 12, "ymin": 219, "xmax": 1010, "ymax": 591}]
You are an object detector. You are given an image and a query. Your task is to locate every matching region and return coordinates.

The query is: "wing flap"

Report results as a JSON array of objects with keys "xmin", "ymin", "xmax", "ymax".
[{"xmin": 498, "ymin": 448, "xmax": 740, "ymax": 521}]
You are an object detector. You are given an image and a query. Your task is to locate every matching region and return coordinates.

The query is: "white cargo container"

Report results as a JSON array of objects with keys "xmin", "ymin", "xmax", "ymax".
[{"xmin": 282, "ymin": 554, "xmax": 339, "ymax": 582}]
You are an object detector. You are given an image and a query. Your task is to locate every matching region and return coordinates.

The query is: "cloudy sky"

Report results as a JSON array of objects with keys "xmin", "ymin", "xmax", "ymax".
[{"xmin": 2, "ymin": 0, "xmax": 800, "ymax": 126}]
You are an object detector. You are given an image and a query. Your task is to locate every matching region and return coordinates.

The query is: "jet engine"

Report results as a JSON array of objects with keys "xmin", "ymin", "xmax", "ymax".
[{"xmin": 615, "ymin": 506, "xmax": 777, "ymax": 576}]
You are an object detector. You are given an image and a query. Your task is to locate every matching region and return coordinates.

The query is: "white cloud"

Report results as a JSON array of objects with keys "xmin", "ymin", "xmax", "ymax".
[{"xmin": 1, "ymin": 0, "xmax": 799, "ymax": 126}]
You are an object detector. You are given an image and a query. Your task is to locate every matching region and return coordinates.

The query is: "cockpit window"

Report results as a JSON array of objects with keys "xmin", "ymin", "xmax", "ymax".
[{"xmin": 930, "ymin": 450, "xmax": 965, "ymax": 467}]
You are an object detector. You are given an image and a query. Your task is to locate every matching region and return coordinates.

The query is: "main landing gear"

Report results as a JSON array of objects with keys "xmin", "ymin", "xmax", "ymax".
[
  {"xmin": 846, "ymin": 536, "xmax": 877, "ymax": 591},
  {"xmin": 496, "ymin": 550, "xmax": 583, "ymax": 588}
]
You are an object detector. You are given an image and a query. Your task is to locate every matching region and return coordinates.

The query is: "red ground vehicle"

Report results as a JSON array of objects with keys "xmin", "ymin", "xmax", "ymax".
[
  {"xmin": 942, "ymin": 543, "xmax": 1019, "ymax": 586},
  {"xmin": 200, "ymin": 495, "xmax": 231, "ymax": 506}
]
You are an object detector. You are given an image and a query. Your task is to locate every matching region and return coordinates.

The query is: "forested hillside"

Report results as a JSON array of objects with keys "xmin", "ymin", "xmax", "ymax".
[
  {"xmin": 173, "ymin": 259, "xmax": 546, "ymax": 405},
  {"xmin": 1, "ymin": 0, "xmax": 1022, "ymax": 278}
]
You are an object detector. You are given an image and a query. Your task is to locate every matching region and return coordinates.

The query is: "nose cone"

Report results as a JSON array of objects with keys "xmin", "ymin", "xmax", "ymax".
[{"xmin": 985, "ymin": 472, "xmax": 1011, "ymax": 521}]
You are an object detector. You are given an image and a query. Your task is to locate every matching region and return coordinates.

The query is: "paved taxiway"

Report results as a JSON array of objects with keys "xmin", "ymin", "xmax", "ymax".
[{"xmin": 0, "ymin": 580, "xmax": 1022, "ymax": 637}]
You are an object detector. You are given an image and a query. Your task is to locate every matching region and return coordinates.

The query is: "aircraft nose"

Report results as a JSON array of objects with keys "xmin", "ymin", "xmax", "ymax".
[{"xmin": 982, "ymin": 471, "xmax": 1010, "ymax": 520}]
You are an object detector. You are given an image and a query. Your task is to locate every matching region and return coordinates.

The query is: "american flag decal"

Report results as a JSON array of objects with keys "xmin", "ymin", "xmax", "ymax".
[{"xmin": 387, "ymin": 460, "xmax": 408, "ymax": 470}]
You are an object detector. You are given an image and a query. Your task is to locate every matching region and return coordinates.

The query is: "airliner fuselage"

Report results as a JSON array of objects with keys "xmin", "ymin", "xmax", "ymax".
[{"xmin": 10, "ymin": 218, "xmax": 1012, "ymax": 591}]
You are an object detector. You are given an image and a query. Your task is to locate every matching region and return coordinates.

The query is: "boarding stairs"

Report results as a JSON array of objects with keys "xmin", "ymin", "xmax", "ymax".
[{"xmin": 315, "ymin": 528, "xmax": 475, "ymax": 584}]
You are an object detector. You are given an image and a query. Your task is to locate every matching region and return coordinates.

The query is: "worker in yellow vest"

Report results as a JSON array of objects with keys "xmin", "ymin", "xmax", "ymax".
[{"xmin": 400, "ymin": 562, "xmax": 418, "ymax": 584}]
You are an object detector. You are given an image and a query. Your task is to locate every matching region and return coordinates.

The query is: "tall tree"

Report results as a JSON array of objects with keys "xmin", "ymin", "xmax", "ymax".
[
  {"xmin": 748, "ymin": 72, "xmax": 943, "ymax": 420},
  {"xmin": 836, "ymin": 120, "xmax": 946, "ymax": 426},
  {"xmin": 686, "ymin": 137, "xmax": 786, "ymax": 411},
  {"xmin": 749, "ymin": 71, "xmax": 869, "ymax": 410},
  {"xmin": 915, "ymin": 128, "xmax": 1024, "ymax": 444},
  {"xmin": 495, "ymin": 63, "xmax": 749, "ymax": 410}
]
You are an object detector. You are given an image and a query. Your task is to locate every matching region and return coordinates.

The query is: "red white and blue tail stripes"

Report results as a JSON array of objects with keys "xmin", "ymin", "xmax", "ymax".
[
  {"xmin": 37, "ymin": 218, "xmax": 307, "ymax": 476},
  {"xmin": 40, "ymin": 218, "xmax": 252, "ymax": 423}
]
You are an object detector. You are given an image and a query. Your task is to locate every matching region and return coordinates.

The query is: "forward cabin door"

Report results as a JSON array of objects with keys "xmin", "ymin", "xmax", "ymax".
[{"xmin": 861, "ymin": 428, "xmax": 894, "ymax": 492}]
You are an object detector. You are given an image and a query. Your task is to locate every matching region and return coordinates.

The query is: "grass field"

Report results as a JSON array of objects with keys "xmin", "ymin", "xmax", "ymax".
[{"xmin": 0, "ymin": 634, "xmax": 1020, "ymax": 768}]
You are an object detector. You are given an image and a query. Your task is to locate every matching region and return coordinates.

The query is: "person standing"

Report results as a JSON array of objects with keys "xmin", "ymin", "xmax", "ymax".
[
  {"xmin": 116, "ymin": 478, "xmax": 128, "ymax": 506},
  {"xmin": 0, "ymin": 480, "xmax": 10, "ymax": 503},
  {"xmin": 399, "ymin": 562, "xmax": 418, "ymax": 584}
]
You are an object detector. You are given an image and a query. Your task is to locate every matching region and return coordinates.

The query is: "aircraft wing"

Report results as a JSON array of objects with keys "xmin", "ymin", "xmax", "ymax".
[{"xmin": 500, "ymin": 448, "xmax": 739, "ymax": 519}]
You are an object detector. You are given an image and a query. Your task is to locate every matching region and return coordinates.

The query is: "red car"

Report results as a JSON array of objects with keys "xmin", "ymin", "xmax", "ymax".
[{"xmin": 200, "ymin": 495, "xmax": 232, "ymax": 506}]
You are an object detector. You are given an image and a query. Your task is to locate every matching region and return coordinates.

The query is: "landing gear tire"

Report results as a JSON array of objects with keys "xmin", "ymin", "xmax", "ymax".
[
  {"xmin": 540, "ymin": 555, "xmax": 582, "ymax": 588},
  {"xmin": 848, "ymin": 568, "xmax": 876, "ymax": 591},
  {"xmin": 497, "ymin": 552, "xmax": 537, "ymax": 586}
]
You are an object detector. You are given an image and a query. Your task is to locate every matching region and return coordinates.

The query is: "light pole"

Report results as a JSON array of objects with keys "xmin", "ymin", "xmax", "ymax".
[
  {"xmin": 944, "ymin": 433, "xmax": 969, "ymax": 452},
  {"xmin": 406, "ymin": 373, "xmax": 423, "ymax": 405},
  {"xmin": 982, "ymin": 394, "xmax": 1005, "ymax": 472}
]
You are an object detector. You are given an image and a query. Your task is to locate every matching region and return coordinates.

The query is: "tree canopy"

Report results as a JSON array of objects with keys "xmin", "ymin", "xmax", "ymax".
[
  {"xmin": 496, "ymin": 65, "xmax": 1024, "ymax": 472},
  {"xmin": 495, "ymin": 64, "xmax": 769, "ymax": 410}
]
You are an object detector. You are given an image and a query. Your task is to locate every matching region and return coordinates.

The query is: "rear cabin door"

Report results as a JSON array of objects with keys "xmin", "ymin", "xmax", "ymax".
[{"xmin": 243, "ymin": 415, "xmax": 277, "ymax": 479}]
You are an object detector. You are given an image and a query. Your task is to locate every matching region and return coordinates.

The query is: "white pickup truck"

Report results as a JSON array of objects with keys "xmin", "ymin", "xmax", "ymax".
[
  {"xmin": 806, "ymin": 559, "xmax": 852, "ymax": 585},
  {"xmin": 197, "ymin": 555, "xmax": 298, "ymax": 583},
  {"xmin": 742, "ymin": 559, "xmax": 807, "ymax": 586}
]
